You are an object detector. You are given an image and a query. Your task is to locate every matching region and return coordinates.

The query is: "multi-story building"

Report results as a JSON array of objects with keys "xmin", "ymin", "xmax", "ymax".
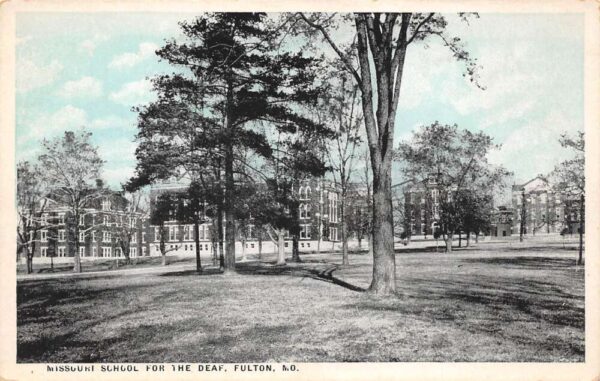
[
  {"xmin": 23, "ymin": 177, "xmax": 343, "ymax": 262},
  {"xmin": 402, "ymin": 178, "xmax": 444, "ymax": 237},
  {"xmin": 30, "ymin": 192, "xmax": 148, "ymax": 260},
  {"xmin": 510, "ymin": 176, "xmax": 583, "ymax": 235},
  {"xmin": 490, "ymin": 206, "xmax": 514, "ymax": 237}
]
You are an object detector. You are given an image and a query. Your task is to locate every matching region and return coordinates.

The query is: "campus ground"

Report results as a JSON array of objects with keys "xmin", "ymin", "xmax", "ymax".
[{"xmin": 17, "ymin": 238, "xmax": 584, "ymax": 362}]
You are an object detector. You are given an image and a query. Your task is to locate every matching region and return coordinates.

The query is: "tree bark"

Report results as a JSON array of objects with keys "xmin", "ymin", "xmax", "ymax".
[
  {"xmin": 194, "ymin": 220, "xmax": 202, "ymax": 273},
  {"xmin": 292, "ymin": 235, "xmax": 301, "ymax": 262},
  {"xmin": 26, "ymin": 250, "xmax": 33, "ymax": 274},
  {"xmin": 445, "ymin": 232, "xmax": 453, "ymax": 252},
  {"xmin": 223, "ymin": 75, "xmax": 236, "ymax": 274},
  {"xmin": 241, "ymin": 237, "xmax": 247, "ymax": 262},
  {"xmin": 71, "ymin": 213, "xmax": 82, "ymax": 273},
  {"xmin": 217, "ymin": 204, "xmax": 225, "ymax": 270},
  {"xmin": 466, "ymin": 231, "xmax": 471, "ymax": 247},
  {"xmin": 341, "ymin": 194, "xmax": 349, "ymax": 265},
  {"xmin": 258, "ymin": 234, "xmax": 263, "ymax": 260},
  {"xmin": 368, "ymin": 167, "xmax": 396, "ymax": 294},
  {"xmin": 578, "ymin": 194, "xmax": 584, "ymax": 265},
  {"xmin": 276, "ymin": 230, "xmax": 286, "ymax": 265}
]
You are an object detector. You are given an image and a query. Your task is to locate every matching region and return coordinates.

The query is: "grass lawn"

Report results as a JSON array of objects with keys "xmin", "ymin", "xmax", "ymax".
[{"xmin": 17, "ymin": 241, "xmax": 584, "ymax": 363}]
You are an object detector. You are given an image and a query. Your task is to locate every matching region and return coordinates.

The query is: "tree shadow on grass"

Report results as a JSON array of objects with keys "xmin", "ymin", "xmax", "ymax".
[
  {"xmin": 459, "ymin": 256, "xmax": 578, "ymax": 269},
  {"xmin": 159, "ymin": 267, "xmax": 225, "ymax": 277}
]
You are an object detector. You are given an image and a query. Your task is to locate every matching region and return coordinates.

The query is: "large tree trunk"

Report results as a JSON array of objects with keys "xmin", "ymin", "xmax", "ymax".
[
  {"xmin": 26, "ymin": 248, "xmax": 33, "ymax": 274},
  {"xmin": 194, "ymin": 220, "xmax": 202, "ymax": 273},
  {"xmin": 292, "ymin": 235, "xmax": 300, "ymax": 262},
  {"xmin": 258, "ymin": 234, "xmax": 263, "ymax": 260},
  {"xmin": 368, "ymin": 167, "xmax": 396, "ymax": 294},
  {"xmin": 445, "ymin": 232, "xmax": 453, "ymax": 252},
  {"xmin": 458, "ymin": 232, "xmax": 462, "ymax": 247},
  {"xmin": 222, "ymin": 74, "xmax": 236, "ymax": 274},
  {"xmin": 70, "ymin": 214, "xmax": 82, "ymax": 273},
  {"xmin": 224, "ymin": 151, "xmax": 236, "ymax": 273},
  {"xmin": 217, "ymin": 204, "xmax": 225, "ymax": 270},
  {"xmin": 578, "ymin": 194, "xmax": 584, "ymax": 265},
  {"xmin": 160, "ymin": 226, "xmax": 167, "ymax": 266},
  {"xmin": 241, "ymin": 236, "xmax": 247, "ymax": 262},
  {"xmin": 276, "ymin": 231, "xmax": 286, "ymax": 265},
  {"xmin": 466, "ymin": 231, "xmax": 471, "ymax": 247},
  {"xmin": 341, "ymin": 194, "xmax": 349, "ymax": 265}
]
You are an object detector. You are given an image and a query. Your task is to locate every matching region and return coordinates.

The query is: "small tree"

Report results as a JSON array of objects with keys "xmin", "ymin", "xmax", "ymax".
[
  {"xmin": 16, "ymin": 161, "xmax": 48, "ymax": 274},
  {"xmin": 112, "ymin": 190, "xmax": 148, "ymax": 264},
  {"xmin": 151, "ymin": 193, "xmax": 181, "ymax": 266},
  {"xmin": 549, "ymin": 131, "xmax": 585, "ymax": 265},
  {"xmin": 38, "ymin": 131, "xmax": 105, "ymax": 273},
  {"xmin": 397, "ymin": 122, "xmax": 510, "ymax": 252}
]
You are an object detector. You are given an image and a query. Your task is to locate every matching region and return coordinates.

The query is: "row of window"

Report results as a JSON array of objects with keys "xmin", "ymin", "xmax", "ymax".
[
  {"xmin": 36, "ymin": 230, "xmax": 146, "ymax": 244},
  {"xmin": 38, "ymin": 211, "xmax": 141, "ymax": 228},
  {"xmin": 40, "ymin": 246, "xmax": 147, "ymax": 258},
  {"xmin": 154, "ymin": 225, "xmax": 211, "ymax": 242}
]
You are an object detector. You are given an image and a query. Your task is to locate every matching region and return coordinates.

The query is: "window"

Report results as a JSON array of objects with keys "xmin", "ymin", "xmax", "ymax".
[
  {"xmin": 92, "ymin": 231, "xmax": 96, "ymax": 242},
  {"xmin": 79, "ymin": 232, "xmax": 85, "ymax": 242},
  {"xmin": 329, "ymin": 227, "xmax": 338, "ymax": 241},
  {"xmin": 432, "ymin": 189, "xmax": 439, "ymax": 204},
  {"xmin": 154, "ymin": 227, "xmax": 160, "ymax": 241},
  {"xmin": 58, "ymin": 213, "xmax": 65, "ymax": 225},
  {"xmin": 306, "ymin": 204, "xmax": 311, "ymax": 219},
  {"xmin": 142, "ymin": 247, "xmax": 147, "ymax": 256},
  {"xmin": 183, "ymin": 225, "xmax": 192, "ymax": 241},
  {"xmin": 129, "ymin": 217, "xmax": 136, "ymax": 228},
  {"xmin": 79, "ymin": 247, "xmax": 85, "ymax": 257},
  {"xmin": 41, "ymin": 247, "xmax": 47, "ymax": 257},
  {"xmin": 131, "ymin": 247, "xmax": 137, "ymax": 257},
  {"xmin": 299, "ymin": 203, "xmax": 305, "ymax": 219},
  {"xmin": 58, "ymin": 246, "xmax": 66, "ymax": 257},
  {"xmin": 169, "ymin": 226, "xmax": 178, "ymax": 241},
  {"xmin": 93, "ymin": 247, "xmax": 98, "ymax": 257},
  {"xmin": 205, "ymin": 244, "xmax": 209, "ymax": 250},
  {"xmin": 102, "ymin": 200, "xmax": 111, "ymax": 211},
  {"xmin": 41, "ymin": 213, "xmax": 48, "ymax": 226},
  {"xmin": 79, "ymin": 214, "xmax": 85, "ymax": 226},
  {"xmin": 300, "ymin": 224, "xmax": 311, "ymax": 239},
  {"xmin": 142, "ymin": 232, "xmax": 146, "ymax": 243},
  {"xmin": 58, "ymin": 230, "xmax": 66, "ymax": 242},
  {"xmin": 299, "ymin": 186, "xmax": 304, "ymax": 200},
  {"xmin": 102, "ymin": 247, "xmax": 111, "ymax": 257},
  {"xmin": 329, "ymin": 194, "xmax": 338, "ymax": 223},
  {"xmin": 305, "ymin": 186, "xmax": 311, "ymax": 199},
  {"xmin": 131, "ymin": 233, "xmax": 137, "ymax": 243},
  {"xmin": 41, "ymin": 230, "xmax": 48, "ymax": 242},
  {"xmin": 103, "ymin": 231, "xmax": 111, "ymax": 243},
  {"xmin": 103, "ymin": 216, "xmax": 109, "ymax": 226}
]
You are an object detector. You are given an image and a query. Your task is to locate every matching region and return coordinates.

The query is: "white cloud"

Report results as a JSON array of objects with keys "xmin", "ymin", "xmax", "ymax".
[
  {"xmin": 18, "ymin": 106, "xmax": 133, "ymax": 146},
  {"xmin": 16, "ymin": 57, "xmax": 63, "ymax": 93},
  {"xmin": 109, "ymin": 79, "xmax": 155, "ymax": 106},
  {"xmin": 98, "ymin": 138, "xmax": 137, "ymax": 163},
  {"xmin": 79, "ymin": 34, "xmax": 109, "ymax": 56},
  {"xmin": 487, "ymin": 111, "xmax": 575, "ymax": 182},
  {"xmin": 57, "ymin": 76, "xmax": 103, "ymax": 99},
  {"xmin": 89, "ymin": 115, "xmax": 134, "ymax": 131},
  {"xmin": 102, "ymin": 166, "xmax": 135, "ymax": 189},
  {"xmin": 108, "ymin": 42, "xmax": 158, "ymax": 69}
]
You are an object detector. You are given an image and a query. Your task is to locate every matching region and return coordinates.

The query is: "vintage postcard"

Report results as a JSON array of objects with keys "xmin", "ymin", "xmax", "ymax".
[{"xmin": 1, "ymin": 0, "xmax": 599, "ymax": 380}]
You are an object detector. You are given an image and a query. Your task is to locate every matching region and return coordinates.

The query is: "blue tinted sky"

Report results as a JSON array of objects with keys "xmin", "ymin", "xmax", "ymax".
[{"xmin": 15, "ymin": 13, "xmax": 584, "ymax": 189}]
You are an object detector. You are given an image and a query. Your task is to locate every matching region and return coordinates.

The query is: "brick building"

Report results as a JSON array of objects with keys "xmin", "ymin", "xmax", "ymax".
[
  {"xmin": 510, "ymin": 176, "xmax": 583, "ymax": 236},
  {"xmin": 30, "ymin": 192, "xmax": 148, "ymax": 260}
]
